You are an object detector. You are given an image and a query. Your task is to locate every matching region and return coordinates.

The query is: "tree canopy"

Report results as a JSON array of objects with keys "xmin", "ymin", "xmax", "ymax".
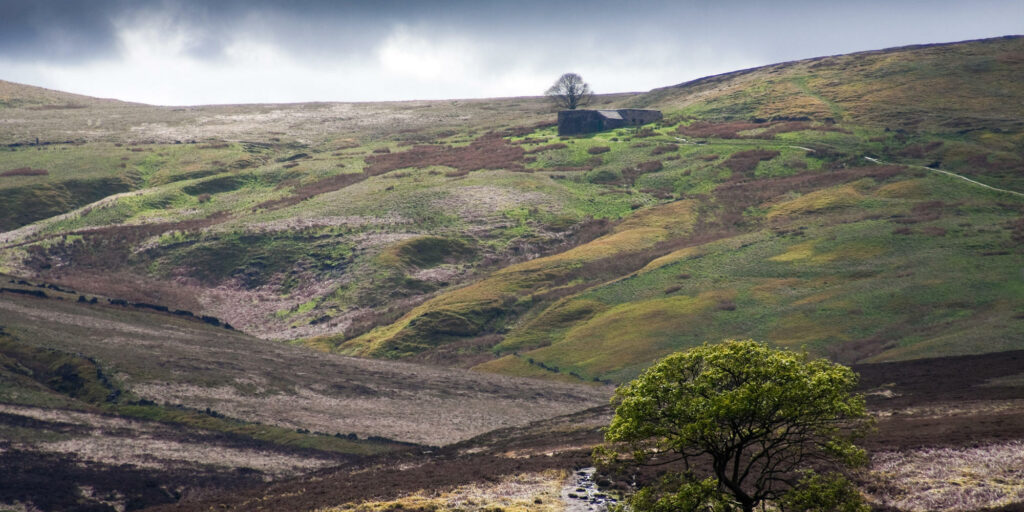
[
  {"xmin": 545, "ymin": 72, "xmax": 593, "ymax": 110},
  {"xmin": 597, "ymin": 340, "xmax": 872, "ymax": 512}
]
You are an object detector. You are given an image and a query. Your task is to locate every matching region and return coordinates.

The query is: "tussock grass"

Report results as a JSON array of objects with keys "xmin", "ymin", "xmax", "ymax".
[
  {"xmin": 866, "ymin": 441, "xmax": 1024, "ymax": 511},
  {"xmin": 319, "ymin": 470, "xmax": 568, "ymax": 512}
]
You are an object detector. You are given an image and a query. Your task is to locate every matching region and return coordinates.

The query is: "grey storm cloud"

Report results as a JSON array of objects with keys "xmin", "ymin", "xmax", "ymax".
[
  {"xmin": 3, "ymin": 0, "xmax": 1021, "ymax": 63},
  {"xmin": 0, "ymin": 0, "xmax": 659, "ymax": 61},
  {"xmin": 0, "ymin": 0, "xmax": 124, "ymax": 61}
]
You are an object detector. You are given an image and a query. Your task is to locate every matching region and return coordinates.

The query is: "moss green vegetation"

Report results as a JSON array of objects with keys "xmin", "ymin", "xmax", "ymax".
[{"xmin": 475, "ymin": 171, "xmax": 1022, "ymax": 382}]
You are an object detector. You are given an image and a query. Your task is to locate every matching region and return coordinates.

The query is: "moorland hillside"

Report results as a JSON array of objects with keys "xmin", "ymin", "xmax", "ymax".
[
  {"xmin": 1, "ymin": 35, "xmax": 1023, "ymax": 512},
  {"xmin": 1, "ymin": 37, "xmax": 1021, "ymax": 386}
]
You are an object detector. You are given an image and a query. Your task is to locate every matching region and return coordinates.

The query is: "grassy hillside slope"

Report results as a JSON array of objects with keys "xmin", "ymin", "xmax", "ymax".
[
  {"xmin": 1, "ymin": 37, "xmax": 1021, "ymax": 384},
  {"xmin": 337, "ymin": 36, "xmax": 1024, "ymax": 381}
]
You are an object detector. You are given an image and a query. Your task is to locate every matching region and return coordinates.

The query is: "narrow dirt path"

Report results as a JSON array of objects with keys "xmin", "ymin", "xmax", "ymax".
[
  {"xmin": 670, "ymin": 134, "xmax": 1022, "ymax": 199},
  {"xmin": 864, "ymin": 156, "xmax": 1024, "ymax": 198}
]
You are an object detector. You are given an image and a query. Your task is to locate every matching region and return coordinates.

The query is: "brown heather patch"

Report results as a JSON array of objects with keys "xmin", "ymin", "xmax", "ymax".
[
  {"xmin": 677, "ymin": 120, "xmax": 763, "ymax": 139},
  {"xmin": 621, "ymin": 160, "xmax": 663, "ymax": 185},
  {"xmin": 1009, "ymin": 217, "xmax": 1024, "ymax": 244},
  {"xmin": 963, "ymin": 152, "xmax": 1023, "ymax": 173},
  {"xmin": 587, "ymin": 146, "xmax": 610, "ymax": 155},
  {"xmin": 897, "ymin": 140, "xmax": 945, "ymax": 158},
  {"xmin": 1, "ymin": 167, "xmax": 48, "ymax": 176},
  {"xmin": 650, "ymin": 144, "xmax": 679, "ymax": 155},
  {"xmin": 723, "ymin": 149, "xmax": 780, "ymax": 175},
  {"xmin": 363, "ymin": 133, "xmax": 525, "ymax": 176}
]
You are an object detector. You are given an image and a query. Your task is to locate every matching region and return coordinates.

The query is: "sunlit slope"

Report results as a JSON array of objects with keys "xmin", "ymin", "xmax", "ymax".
[
  {"xmin": 1, "ymin": 37, "xmax": 1021, "ymax": 374},
  {"xmin": 478, "ymin": 172, "xmax": 1022, "ymax": 382},
  {"xmin": 335, "ymin": 37, "xmax": 1023, "ymax": 379},
  {"xmin": 634, "ymin": 35, "xmax": 1024, "ymax": 190}
]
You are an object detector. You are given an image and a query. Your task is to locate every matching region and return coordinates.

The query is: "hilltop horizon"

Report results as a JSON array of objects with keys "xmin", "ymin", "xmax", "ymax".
[
  {"xmin": 3, "ymin": 34, "xmax": 1022, "ymax": 109},
  {"xmin": 1, "ymin": 0, "xmax": 1022, "ymax": 105}
]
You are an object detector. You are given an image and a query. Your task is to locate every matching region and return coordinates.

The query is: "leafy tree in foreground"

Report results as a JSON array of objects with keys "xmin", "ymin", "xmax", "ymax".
[
  {"xmin": 596, "ymin": 340, "xmax": 872, "ymax": 512},
  {"xmin": 545, "ymin": 72, "xmax": 593, "ymax": 110}
]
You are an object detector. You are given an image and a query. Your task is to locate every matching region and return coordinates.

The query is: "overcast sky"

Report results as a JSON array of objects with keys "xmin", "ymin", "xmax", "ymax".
[{"xmin": 1, "ymin": 0, "xmax": 1021, "ymax": 106}]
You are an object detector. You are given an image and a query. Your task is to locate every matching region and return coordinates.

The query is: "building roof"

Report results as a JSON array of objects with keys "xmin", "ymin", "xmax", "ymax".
[{"xmin": 597, "ymin": 110, "xmax": 623, "ymax": 120}]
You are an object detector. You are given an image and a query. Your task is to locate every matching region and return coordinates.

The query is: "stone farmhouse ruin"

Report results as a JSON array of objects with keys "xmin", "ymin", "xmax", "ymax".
[{"xmin": 557, "ymin": 109, "xmax": 663, "ymax": 135}]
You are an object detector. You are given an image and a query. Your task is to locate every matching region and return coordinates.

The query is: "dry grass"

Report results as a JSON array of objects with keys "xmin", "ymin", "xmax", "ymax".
[
  {"xmin": 765, "ymin": 183, "xmax": 865, "ymax": 219},
  {"xmin": 318, "ymin": 470, "xmax": 567, "ymax": 512},
  {"xmin": 0, "ymin": 404, "xmax": 335, "ymax": 478},
  {"xmin": 1, "ymin": 292, "xmax": 609, "ymax": 446},
  {"xmin": 866, "ymin": 441, "xmax": 1024, "ymax": 511}
]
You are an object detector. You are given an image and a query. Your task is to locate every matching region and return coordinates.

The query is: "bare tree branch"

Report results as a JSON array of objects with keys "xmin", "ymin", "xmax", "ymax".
[{"xmin": 545, "ymin": 72, "xmax": 593, "ymax": 110}]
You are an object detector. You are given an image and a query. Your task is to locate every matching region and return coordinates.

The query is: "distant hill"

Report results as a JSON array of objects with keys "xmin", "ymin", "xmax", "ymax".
[
  {"xmin": 1, "ymin": 36, "xmax": 1021, "ymax": 386},
  {"xmin": 0, "ymin": 79, "xmax": 129, "ymax": 109}
]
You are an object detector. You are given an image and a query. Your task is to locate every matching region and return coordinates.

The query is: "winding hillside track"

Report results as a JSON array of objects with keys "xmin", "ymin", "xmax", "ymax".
[
  {"xmin": 672, "ymin": 136, "xmax": 1021, "ymax": 198},
  {"xmin": 864, "ymin": 156, "xmax": 1024, "ymax": 198}
]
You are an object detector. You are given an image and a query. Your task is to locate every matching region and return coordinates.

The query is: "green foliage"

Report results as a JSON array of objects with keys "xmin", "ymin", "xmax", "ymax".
[
  {"xmin": 598, "ymin": 340, "xmax": 871, "ymax": 512},
  {"xmin": 778, "ymin": 472, "xmax": 870, "ymax": 512},
  {"xmin": 624, "ymin": 474, "xmax": 731, "ymax": 512}
]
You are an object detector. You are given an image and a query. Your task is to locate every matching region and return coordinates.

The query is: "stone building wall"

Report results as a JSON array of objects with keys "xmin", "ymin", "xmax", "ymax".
[{"xmin": 557, "ymin": 109, "xmax": 662, "ymax": 135}]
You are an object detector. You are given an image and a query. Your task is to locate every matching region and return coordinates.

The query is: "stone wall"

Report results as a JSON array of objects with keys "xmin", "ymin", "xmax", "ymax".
[{"xmin": 557, "ymin": 109, "xmax": 662, "ymax": 135}]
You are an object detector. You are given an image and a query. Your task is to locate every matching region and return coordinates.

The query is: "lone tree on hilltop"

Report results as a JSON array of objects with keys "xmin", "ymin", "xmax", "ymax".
[
  {"xmin": 596, "ymin": 340, "xmax": 872, "ymax": 512},
  {"xmin": 545, "ymin": 72, "xmax": 593, "ymax": 110}
]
